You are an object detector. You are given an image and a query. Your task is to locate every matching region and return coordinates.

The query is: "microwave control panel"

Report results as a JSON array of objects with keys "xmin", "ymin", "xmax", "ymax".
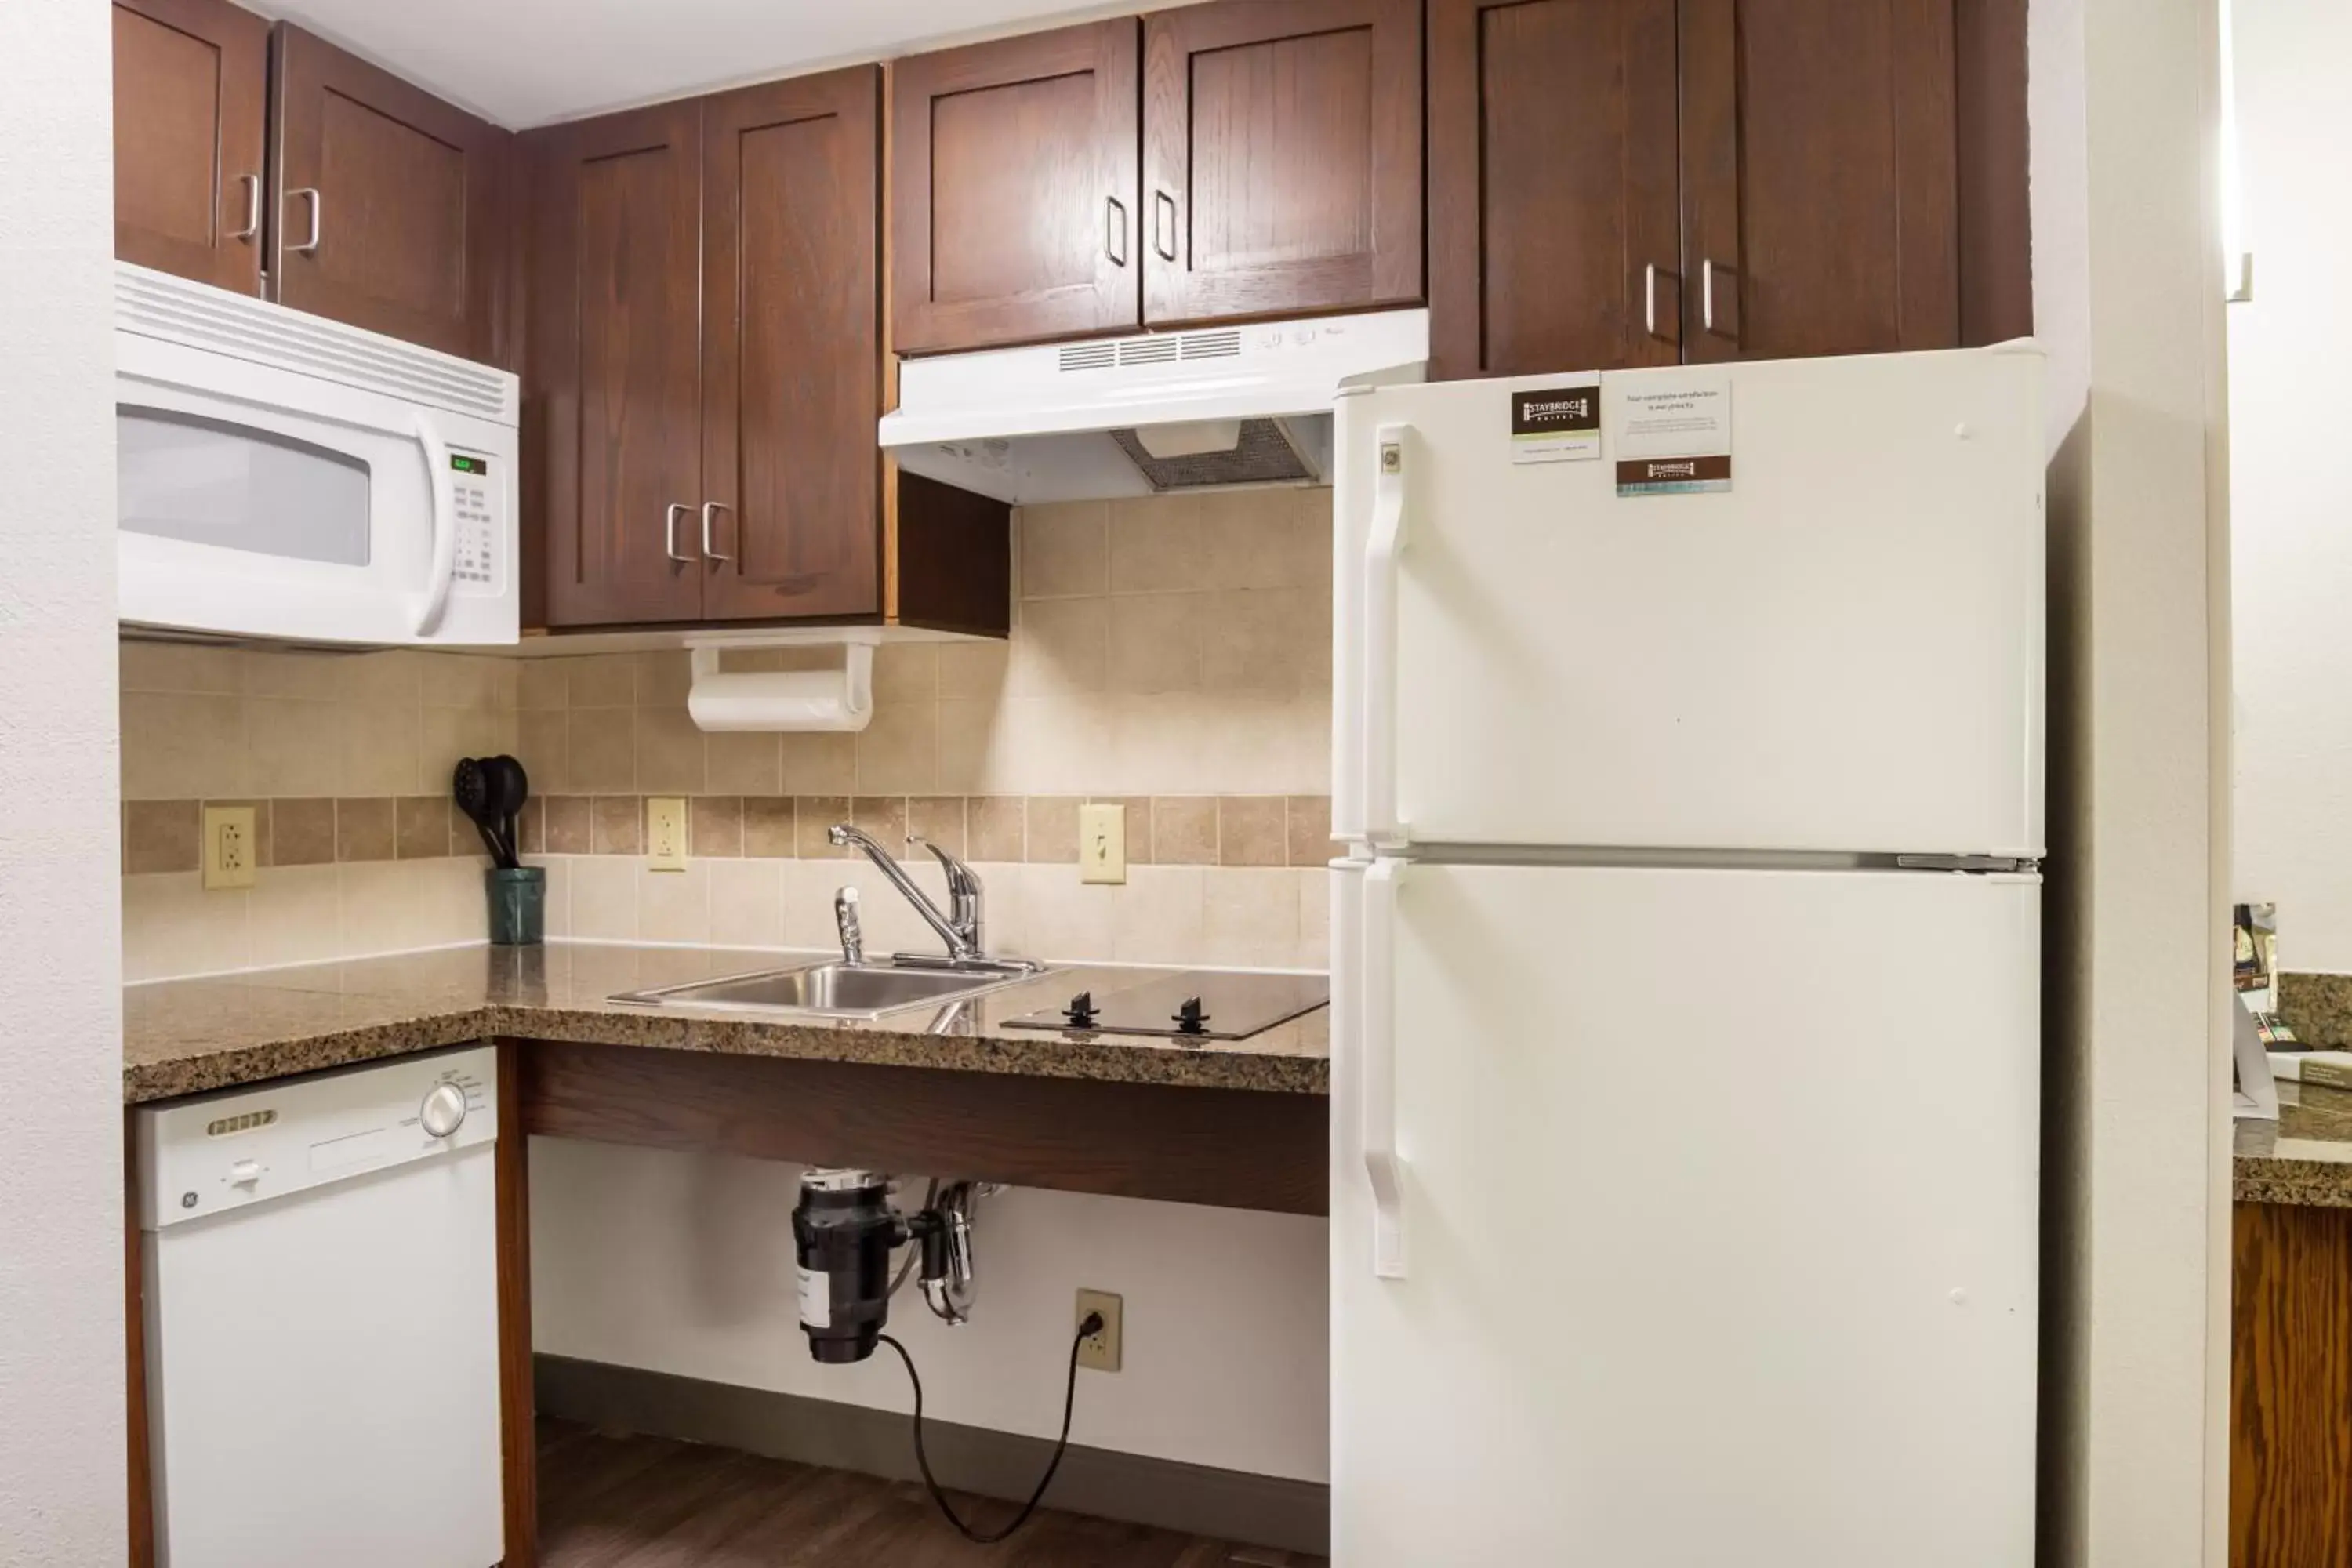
[{"xmin": 448, "ymin": 452, "xmax": 501, "ymax": 592}]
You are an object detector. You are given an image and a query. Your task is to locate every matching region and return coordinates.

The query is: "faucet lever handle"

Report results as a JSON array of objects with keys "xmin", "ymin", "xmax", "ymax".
[
  {"xmin": 908, "ymin": 836, "xmax": 983, "ymax": 937},
  {"xmin": 909, "ymin": 835, "xmax": 981, "ymax": 893}
]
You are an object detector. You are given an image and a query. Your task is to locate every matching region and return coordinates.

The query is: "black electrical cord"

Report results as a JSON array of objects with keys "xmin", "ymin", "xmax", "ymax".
[{"xmin": 878, "ymin": 1312, "xmax": 1102, "ymax": 1545}]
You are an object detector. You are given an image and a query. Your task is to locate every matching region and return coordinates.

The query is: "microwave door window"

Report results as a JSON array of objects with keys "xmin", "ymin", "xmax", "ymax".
[{"xmin": 118, "ymin": 407, "xmax": 372, "ymax": 567}]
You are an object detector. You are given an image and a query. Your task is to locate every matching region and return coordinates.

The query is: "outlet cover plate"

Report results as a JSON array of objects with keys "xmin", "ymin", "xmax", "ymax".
[
  {"xmin": 1076, "ymin": 1288, "xmax": 1123, "ymax": 1373},
  {"xmin": 646, "ymin": 797, "xmax": 688, "ymax": 871},
  {"xmin": 1078, "ymin": 804, "xmax": 1126, "ymax": 884},
  {"xmin": 202, "ymin": 804, "xmax": 257, "ymax": 891}
]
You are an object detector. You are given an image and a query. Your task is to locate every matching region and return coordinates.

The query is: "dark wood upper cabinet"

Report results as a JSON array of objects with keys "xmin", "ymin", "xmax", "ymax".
[
  {"xmin": 270, "ymin": 24, "xmax": 508, "ymax": 361},
  {"xmin": 1428, "ymin": 0, "xmax": 1679, "ymax": 379},
  {"xmin": 1142, "ymin": 0, "xmax": 1423, "ymax": 328},
  {"xmin": 1678, "ymin": 0, "xmax": 1961, "ymax": 362},
  {"xmin": 524, "ymin": 102, "xmax": 709, "ymax": 629},
  {"xmin": 111, "ymin": 0, "xmax": 268, "ymax": 295},
  {"xmin": 891, "ymin": 20, "xmax": 1142, "ymax": 354},
  {"xmin": 701, "ymin": 68, "xmax": 883, "ymax": 622}
]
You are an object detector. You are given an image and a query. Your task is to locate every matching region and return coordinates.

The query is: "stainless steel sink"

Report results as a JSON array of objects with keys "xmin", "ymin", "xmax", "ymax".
[{"xmin": 612, "ymin": 959, "xmax": 1050, "ymax": 1022}]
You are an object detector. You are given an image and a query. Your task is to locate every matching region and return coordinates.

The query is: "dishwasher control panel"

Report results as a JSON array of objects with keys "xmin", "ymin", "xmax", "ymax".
[{"xmin": 136, "ymin": 1045, "xmax": 496, "ymax": 1230}]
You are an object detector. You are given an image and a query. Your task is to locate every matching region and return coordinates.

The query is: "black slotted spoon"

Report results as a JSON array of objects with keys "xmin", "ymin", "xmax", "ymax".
[{"xmin": 452, "ymin": 757, "xmax": 514, "ymax": 869}]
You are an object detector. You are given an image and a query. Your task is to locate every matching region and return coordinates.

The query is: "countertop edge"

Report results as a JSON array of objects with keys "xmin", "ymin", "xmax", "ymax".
[
  {"xmin": 2233, "ymin": 1156, "xmax": 2352, "ymax": 1209},
  {"xmin": 125, "ymin": 1000, "xmax": 1333, "ymax": 1105}
]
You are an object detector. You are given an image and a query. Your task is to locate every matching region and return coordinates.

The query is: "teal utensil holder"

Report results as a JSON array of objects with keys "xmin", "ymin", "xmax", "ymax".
[{"xmin": 486, "ymin": 866, "xmax": 545, "ymax": 946}]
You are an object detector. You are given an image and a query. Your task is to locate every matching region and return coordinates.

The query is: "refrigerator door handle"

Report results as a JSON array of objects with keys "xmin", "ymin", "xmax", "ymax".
[
  {"xmin": 1363, "ymin": 859, "xmax": 1406, "ymax": 1278},
  {"xmin": 1363, "ymin": 423, "xmax": 1410, "ymax": 848}
]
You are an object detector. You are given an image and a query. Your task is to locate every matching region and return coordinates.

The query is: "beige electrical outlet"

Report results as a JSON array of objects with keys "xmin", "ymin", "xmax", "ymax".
[
  {"xmin": 646, "ymin": 797, "xmax": 688, "ymax": 871},
  {"xmin": 202, "ymin": 805, "xmax": 257, "ymax": 891},
  {"xmin": 1076, "ymin": 1288, "xmax": 1123, "ymax": 1372},
  {"xmin": 1078, "ymin": 803, "xmax": 1126, "ymax": 884}
]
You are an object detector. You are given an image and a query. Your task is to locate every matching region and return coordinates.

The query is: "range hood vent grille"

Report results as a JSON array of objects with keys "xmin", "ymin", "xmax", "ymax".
[
  {"xmin": 1055, "ymin": 325, "xmax": 1248, "ymax": 376},
  {"xmin": 1109, "ymin": 419, "xmax": 1316, "ymax": 492}
]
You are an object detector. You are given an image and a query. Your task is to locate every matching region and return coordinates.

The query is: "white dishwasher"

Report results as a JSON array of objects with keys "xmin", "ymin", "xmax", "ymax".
[{"xmin": 136, "ymin": 1045, "xmax": 504, "ymax": 1568}]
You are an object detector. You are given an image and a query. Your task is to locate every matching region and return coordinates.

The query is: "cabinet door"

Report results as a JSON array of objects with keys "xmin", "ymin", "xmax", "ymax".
[
  {"xmin": 1142, "ymin": 0, "xmax": 1422, "ymax": 327},
  {"xmin": 1679, "ymin": 0, "xmax": 1960, "ymax": 361},
  {"xmin": 1428, "ymin": 0, "xmax": 1680, "ymax": 379},
  {"xmin": 701, "ymin": 68, "xmax": 883, "ymax": 622},
  {"xmin": 270, "ymin": 24, "xmax": 506, "ymax": 360},
  {"xmin": 112, "ymin": 0, "xmax": 267, "ymax": 294},
  {"xmin": 524, "ymin": 103, "xmax": 706, "ymax": 629},
  {"xmin": 891, "ymin": 20, "xmax": 1141, "ymax": 354}
]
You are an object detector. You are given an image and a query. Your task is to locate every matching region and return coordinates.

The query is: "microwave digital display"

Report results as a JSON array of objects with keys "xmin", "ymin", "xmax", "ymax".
[{"xmin": 451, "ymin": 454, "xmax": 488, "ymax": 476}]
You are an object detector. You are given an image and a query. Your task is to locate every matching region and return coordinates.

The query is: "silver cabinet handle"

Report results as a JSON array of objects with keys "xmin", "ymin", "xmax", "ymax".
[
  {"xmin": 1152, "ymin": 190, "xmax": 1178, "ymax": 261},
  {"xmin": 287, "ymin": 187, "xmax": 322, "ymax": 255},
  {"xmin": 1644, "ymin": 263, "xmax": 1658, "ymax": 339},
  {"xmin": 664, "ymin": 503, "xmax": 694, "ymax": 565},
  {"xmin": 700, "ymin": 500, "xmax": 732, "ymax": 564},
  {"xmin": 1702, "ymin": 257, "xmax": 1731, "ymax": 336},
  {"xmin": 227, "ymin": 173, "xmax": 261, "ymax": 242},
  {"xmin": 1105, "ymin": 195, "xmax": 1127, "ymax": 267}
]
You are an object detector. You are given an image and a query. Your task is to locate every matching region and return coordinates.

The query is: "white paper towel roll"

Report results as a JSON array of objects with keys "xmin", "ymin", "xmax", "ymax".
[{"xmin": 684, "ymin": 644, "xmax": 874, "ymax": 732}]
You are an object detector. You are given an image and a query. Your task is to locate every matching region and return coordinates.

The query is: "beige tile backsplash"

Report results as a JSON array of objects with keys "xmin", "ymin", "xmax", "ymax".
[{"xmin": 121, "ymin": 490, "xmax": 1335, "ymax": 981}]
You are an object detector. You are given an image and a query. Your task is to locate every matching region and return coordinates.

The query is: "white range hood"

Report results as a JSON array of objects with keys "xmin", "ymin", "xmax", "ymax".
[{"xmin": 880, "ymin": 307, "xmax": 1428, "ymax": 505}]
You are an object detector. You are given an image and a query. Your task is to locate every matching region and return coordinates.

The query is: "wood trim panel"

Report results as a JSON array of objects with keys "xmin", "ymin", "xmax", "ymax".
[
  {"xmin": 1142, "ymin": 0, "xmax": 1424, "ymax": 328},
  {"xmin": 893, "ymin": 472, "xmax": 1011, "ymax": 637},
  {"xmin": 891, "ymin": 19, "xmax": 1142, "ymax": 354},
  {"xmin": 112, "ymin": 0, "xmax": 270, "ymax": 296},
  {"xmin": 268, "ymin": 23, "xmax": 508, "ymax": 360},
  {"xmin": 126, "ymin": 1112, "xmax": 154, "ymax": 1568},
  {"xmin": 1955, "ymin": 0, "xmax": 2033, "ymax": 344},
  {"xmin": 520, "ymin": 1040, "xmax": 1328, "ymax": 1216},
  {"xmin": 496, "ymin": 1043, "xmax": 537, "ymax": 1568}
]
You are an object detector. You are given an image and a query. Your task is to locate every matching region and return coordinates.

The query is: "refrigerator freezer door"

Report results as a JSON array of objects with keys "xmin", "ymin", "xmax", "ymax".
[
  {"xmin": 1330, "ymin": 861, "xmax": 2038, "ymax": 1566},
  {"xmin": 1335, "ymin": 346, "xmax": 2045, "ymax": 855}
]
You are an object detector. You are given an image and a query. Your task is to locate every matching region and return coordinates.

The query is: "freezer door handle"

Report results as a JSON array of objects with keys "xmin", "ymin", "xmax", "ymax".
[
  {"xmin": 1362, "ymin": 423, "xmax": 1410, "ymax": 848},
  {"xmin": 1363, "ymin": 860, "xmax": 1406, "ymax": 1278}
]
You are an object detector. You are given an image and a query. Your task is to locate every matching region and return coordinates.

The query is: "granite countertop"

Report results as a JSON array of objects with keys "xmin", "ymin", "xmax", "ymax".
[
  {"xmin": 2235, "ymin": 1079, "xmax": 2352, "ymax": 1206},
  {"xmin": 124, "ymin": 943, "xmax": 1332, "ymax": 1105}
]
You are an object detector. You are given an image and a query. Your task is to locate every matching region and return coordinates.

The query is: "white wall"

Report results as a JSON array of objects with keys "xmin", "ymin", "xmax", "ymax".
[
  {"xmin": 2029, "ymin": 0, "xmax": 2233, "ymax": 1562},
  {"xmin": 531, "ymin": 1142, "xmax": 1331, "ymax": 1481},
  {"xmin": 2227, "ymin": 0, "xmax": 2352, "ymax": 968},
  {"xmin": 0, "ymin": 4, "xmax": 125, "ymax": 1564}
]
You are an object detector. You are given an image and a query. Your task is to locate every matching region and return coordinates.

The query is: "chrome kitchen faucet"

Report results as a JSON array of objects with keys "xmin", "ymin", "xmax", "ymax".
[{"xmin": 828, "ymin": 822, "xmax": 1004, "ymax": 968}]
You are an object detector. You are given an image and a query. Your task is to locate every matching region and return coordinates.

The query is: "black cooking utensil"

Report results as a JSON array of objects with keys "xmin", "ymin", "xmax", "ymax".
[
  {"xmin": 452, "ymin": 757, "xmax": 514, "ymax": 868},
  {"xmin": 486, "ymin": 754, "xmax": 529, "ymax": 865}
]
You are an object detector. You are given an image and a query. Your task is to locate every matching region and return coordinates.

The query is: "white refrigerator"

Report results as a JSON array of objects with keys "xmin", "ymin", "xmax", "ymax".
[{"xmin": 1328, "ymin": 344, "xmax": 2044, "ymax": 1565}]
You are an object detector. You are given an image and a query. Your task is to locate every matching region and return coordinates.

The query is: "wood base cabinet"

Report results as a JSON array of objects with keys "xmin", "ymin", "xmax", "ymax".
[
  {"xmin": 526, "ymin": 69, "xmax": 1010, "ymax": 633},
  {"xmin": 2234, "ymin": 1202, "xmax": 2352, "ymax": 1567}
]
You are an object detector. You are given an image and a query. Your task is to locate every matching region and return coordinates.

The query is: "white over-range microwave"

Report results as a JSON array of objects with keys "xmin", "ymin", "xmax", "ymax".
[{"xmin": 114, "ymin": 263, "xmax": 519, "ymax": 647}]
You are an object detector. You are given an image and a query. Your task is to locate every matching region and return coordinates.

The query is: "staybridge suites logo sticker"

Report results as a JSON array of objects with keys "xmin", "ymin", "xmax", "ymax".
[{"xmin": 1509, "ymin": 383, "xmax": 1602, "ymax": 464}]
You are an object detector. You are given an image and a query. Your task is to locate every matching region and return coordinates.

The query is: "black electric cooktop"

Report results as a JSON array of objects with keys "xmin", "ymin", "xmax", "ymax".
[{"xmin": 1002, "ymin": 971, "xmax": 1328, "ymax": 1041}]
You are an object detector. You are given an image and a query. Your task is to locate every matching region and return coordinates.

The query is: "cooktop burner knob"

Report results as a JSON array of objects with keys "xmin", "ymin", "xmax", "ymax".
[
  {"xmin": 1173, "ymin": 996, "xmax": 1210, "ymax": 1034},
  {"xmin": 1062, "ymin": 991, "xmax": 1098, "ymax": 1027}
]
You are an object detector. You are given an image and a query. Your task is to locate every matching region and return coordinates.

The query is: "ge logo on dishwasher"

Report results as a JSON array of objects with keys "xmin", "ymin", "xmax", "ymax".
[{"xmin": 181, "ymin": 1192, "xmax": 198, "ymax": 1209}]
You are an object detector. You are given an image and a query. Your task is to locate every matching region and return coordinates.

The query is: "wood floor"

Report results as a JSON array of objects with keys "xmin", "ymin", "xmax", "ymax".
[{"xmin": 537, "ymin": 1418, "xmax": 1327, "ymax": 1568}]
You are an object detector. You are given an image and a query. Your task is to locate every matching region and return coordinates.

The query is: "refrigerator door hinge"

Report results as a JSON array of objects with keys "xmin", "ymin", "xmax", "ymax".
[{"xmin": 1896, "ymin": 854, "xmax": 2039, "ymax": 875}]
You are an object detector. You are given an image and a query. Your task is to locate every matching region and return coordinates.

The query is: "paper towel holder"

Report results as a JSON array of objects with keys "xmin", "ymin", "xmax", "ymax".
[{"xmin": 684, "ymin": 631, "xmax": 879, "ymax": 733}]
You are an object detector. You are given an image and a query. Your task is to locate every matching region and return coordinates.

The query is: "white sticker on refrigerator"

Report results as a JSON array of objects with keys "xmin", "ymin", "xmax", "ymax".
[
  {"xmin": 1608, "ymin": 370, "xmax": 1733, "ymax": 496},
  {"xmin": 1508, "ymin": 382, "xmax": 1602, "ymax": 463},
  {"xmin": 797, "ymin": 1265, "xmax": 831, "ymax": 1330}
]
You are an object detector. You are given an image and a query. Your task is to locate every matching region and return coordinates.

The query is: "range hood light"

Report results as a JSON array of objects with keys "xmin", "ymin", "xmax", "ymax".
[{"xmin": 1134, "ymin": 419, "xmax": 1243, "ymax": 460}]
